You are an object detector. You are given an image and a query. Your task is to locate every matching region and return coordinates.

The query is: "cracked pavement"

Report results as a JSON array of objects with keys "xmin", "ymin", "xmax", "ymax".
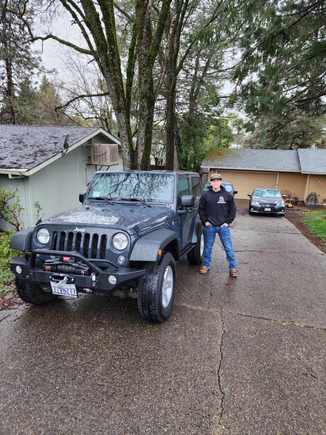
[{"xmin": 1, "ymin": 210, "xmax": 326, "ymax": 434}]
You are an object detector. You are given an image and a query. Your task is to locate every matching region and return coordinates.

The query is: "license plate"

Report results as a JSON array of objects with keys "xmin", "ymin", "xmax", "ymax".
[
  {"xmin": 50, "ymin": 280, "xmax": 78, "ymax": 298},
  {"xmin": 264, "ymin": 207, "xmax": 271, "ymax": 212}
]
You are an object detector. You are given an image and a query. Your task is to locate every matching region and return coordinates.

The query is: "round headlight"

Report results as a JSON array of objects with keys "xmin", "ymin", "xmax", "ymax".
[
  {"xmin": 112, "ymin": 232, "xmax": 128, "ymax": 251},
  {"xmin": 37, "ymin": 228, "xmax": 50, "ymax": 244}
]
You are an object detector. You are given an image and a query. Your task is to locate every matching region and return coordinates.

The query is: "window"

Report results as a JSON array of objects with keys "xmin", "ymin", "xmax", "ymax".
[
  {"xmin": 254, "ymin": 189, "xmax": 281, "ymax": 198},
  {"xmin": 88, "ymin": 172, "xmax": 175, "ymax": 203},
  {"xmin": 177, "ymin": 176, "xmax": 191, "ymax": 197},
  {"xmin": 191, "ymin": 176, "xmax": 201, "ymax": 198}
]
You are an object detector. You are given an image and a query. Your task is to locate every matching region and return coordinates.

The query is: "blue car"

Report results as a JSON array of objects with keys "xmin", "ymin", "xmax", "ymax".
[{"xmin": 248, "ymin": 188, "xmax": 286, "ymax": 216}]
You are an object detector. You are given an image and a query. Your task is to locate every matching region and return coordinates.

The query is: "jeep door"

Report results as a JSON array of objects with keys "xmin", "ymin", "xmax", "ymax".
[{"xmin": 177, "ymin": 175, "xmax": 195, "ymax": 249}]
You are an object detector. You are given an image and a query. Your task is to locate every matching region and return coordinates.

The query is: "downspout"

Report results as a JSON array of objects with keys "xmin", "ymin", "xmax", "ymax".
[
  {"xmin": 275, "ymin": 172, "xmax": 280, "ymax": 188},
  {"xmin": 304, "ymin": 174, "xmax": 311, "ymax": 204}
]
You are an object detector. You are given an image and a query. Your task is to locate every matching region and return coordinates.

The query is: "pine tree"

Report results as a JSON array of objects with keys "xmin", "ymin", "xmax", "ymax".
[{"xmin": 0, "ymin": 0, "xmax": 40, "ymax": 124}]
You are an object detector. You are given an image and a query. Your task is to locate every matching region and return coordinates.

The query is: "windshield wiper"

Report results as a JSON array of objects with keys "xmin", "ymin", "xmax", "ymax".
[
  {"xmin": 108, "ymin": 197, "xmax": 152, "ymax": 207},
  {"xmin": 87, "ymin": 196, "xmax": 108, "ymax": 201}
]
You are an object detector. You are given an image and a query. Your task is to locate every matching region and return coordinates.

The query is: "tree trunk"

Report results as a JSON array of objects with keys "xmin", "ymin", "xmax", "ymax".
[
  {"xmin": 136, "ymin": 1, "xmax": 156, "ymax": 170},
  {"xmin": 5, "ymin": 57, "xmax": 16, "ymax": 124},
  {"xmin": 164, "ymin": 0, "xmax": 188, "ymax": 170}
]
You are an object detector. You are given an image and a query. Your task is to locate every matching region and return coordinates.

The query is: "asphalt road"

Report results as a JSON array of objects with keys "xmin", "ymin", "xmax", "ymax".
[{"xmin": 1, "ymin": 210, "xmax": 326, "ymax": 434}]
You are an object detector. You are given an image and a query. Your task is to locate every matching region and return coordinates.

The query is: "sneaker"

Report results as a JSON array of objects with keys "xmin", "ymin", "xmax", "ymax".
[
  {"xmin": 199, "ymin": 266, "xmax": 210, "ymax": 274},
  {"xmin": 229, "ymin": 268, "xmax": 238, "ymax": 278}
]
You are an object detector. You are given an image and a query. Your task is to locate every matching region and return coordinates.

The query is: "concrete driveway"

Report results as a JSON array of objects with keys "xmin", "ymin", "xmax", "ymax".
[{"xmin": 1, "ymin": 210, "xmax": 326, "ymax": 434}]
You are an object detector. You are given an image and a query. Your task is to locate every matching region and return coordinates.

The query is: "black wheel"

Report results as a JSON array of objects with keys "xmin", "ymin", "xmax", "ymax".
[
  {"xmin": 16, "ymin": 279, "xmax": 57, "ymax": 305},
  {"xmin": 187, "ymin": 227, "xmax": 203, "ymax": 265},
  {"xmin": 137, "ymin": 252, "xmax": 176, "ymax": 323}
]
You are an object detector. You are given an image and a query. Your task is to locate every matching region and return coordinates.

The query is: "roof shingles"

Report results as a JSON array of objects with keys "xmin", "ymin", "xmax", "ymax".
[
  {"xmin": 0, "ymin": 125, "xmax": 98, "ymax": 170},
  {"xmin": 202, "ymin": 148, "xmax": 326, "ymax": 175}
]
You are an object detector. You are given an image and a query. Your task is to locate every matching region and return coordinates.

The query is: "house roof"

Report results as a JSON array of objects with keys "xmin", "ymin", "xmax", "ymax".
[
  {"xmin": 201, "ymin": 148, "xmax": 326, "ymax": 175},
  {"xmin": 0, "ymin": 125, "xmax": 120, "ymax": 175},
  {"xmin": 297, "ymin": 148, "xmax": 326, "ymax": 174}
]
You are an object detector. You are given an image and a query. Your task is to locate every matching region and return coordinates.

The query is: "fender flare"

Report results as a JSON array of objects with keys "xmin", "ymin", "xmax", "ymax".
[
  {"xmin": 130, "ymin": 228, "xmax": 178, "ymax": 262},
  {"xmin": 11, "ymin": 229, "xmax": 33, "ymax": 252},
  {"xmin": 191, "ymin": 217, "xmax": 203, "ymax": 244}
]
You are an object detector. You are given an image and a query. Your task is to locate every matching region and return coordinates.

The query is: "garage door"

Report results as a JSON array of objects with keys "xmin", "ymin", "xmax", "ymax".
[{"xmin": 213, "ymin": 170, "xmax": 278, "ymax": 199}]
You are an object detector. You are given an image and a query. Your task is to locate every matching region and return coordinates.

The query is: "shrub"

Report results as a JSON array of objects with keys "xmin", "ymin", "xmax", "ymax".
[
  {"xmin": 0, "ymin": 232, "xmax": 16, "ymax": 296},
  {"xmin": 0, "ymin": 188, "xmax": 23, "ymax": 231}
]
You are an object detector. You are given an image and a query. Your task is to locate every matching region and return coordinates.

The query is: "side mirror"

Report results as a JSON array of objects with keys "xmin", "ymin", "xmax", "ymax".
[
  {"xmin": 234, "ymin": 190, "xmax": 238, "ymax": 195},
  {"xmin": 79, "ymin": 193, "xmax": 85, "ymax": 203},
  {"xmin": 282, "ymin": 194, "xmax": 287, "ymax": 198},
  {"xmin": 248, "ymin": 194, "xmax": 252, "ymax": 198},
  {"xmin": 180, "ymin": 195, "xmax": 194, "ymax": 207}
]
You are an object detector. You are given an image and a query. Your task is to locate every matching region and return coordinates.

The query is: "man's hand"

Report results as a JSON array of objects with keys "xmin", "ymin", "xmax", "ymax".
[
  {"xmin": 205, "ymin": 221, "xmax": 212, "ymax": 227},
  {"xmin": 221, "ymin": 223, "xmax": 229, "ymax": 228}
]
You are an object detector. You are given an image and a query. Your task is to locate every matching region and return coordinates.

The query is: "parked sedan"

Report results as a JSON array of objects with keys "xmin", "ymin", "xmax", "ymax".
[{"xmin": 248, "ymin": 188, "xmax": 286, "ymax": 216}]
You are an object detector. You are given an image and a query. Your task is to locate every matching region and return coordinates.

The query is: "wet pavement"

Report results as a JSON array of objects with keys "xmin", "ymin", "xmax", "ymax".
[{"xmin": 1, "ymin": 211, "xmax": 326, "ymax": 434}]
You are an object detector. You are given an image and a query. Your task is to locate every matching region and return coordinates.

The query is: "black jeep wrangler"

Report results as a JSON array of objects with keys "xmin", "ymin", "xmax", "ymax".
[{"xmin": 10, "ymin": 171, "xmax": 203, "ymax": 323}]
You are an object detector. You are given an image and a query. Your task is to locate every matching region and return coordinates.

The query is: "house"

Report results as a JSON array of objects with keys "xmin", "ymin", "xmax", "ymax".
[
  {"xmin": 0, "ymin": 125, "xmax": 122, "ymax": 229},
  {"xmin": 201, "ymin": 148, "xmax": 326, "ymax": 203}
]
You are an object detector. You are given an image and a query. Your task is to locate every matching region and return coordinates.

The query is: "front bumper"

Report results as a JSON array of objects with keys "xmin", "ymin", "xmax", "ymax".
[
  {"xmin": 10, "ymin": 250, "xmax": 146, "ymax": 295},
  {"xmin": 250, "ymin": 205, "xmax": 285, "ymax": 214}
]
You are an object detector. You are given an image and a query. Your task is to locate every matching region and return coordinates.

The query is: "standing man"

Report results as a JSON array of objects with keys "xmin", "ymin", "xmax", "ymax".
[{"xmin": 198, "ymin": 173, "xmax": 238, "ymax": 277}]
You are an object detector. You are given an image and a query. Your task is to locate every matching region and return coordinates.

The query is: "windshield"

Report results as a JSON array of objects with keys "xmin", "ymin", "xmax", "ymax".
[
  {"xmin": 88, "ymin": 172, "xmax": 175, "ymax": 203},
  {"xmin": 223, "ymin": 183, "xmax": 233, "ymax": 193},
  {"xmin": 254, "ymin": 189, "xmax": 281, "ymax": 198}
]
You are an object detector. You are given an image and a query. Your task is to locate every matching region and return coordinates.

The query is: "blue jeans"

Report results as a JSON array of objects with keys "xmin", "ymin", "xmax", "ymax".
[{"xmin": 202, "ymin": 225, "xmax": 237, "ymax": 269}]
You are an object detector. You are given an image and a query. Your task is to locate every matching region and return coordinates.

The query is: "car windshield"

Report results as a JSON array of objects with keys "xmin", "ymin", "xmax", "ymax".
[
  {"xmin": 254, "ymin": 189, "xmax": 281, "ymax": 198},
  {"xmin": 88, "ymin": 172, "xmax": 175, "ymax": 203}
]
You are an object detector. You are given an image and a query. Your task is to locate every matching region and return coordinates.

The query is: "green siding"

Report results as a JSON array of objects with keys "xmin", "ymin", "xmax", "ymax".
[{"xmin": 28, "ymin": 146, "xmax": 88, "ymax": 225}]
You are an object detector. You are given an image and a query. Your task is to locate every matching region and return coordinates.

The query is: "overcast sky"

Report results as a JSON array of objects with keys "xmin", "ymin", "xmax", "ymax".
[
  {"xmin": 34, "ymin": 9, "xmax": 87, "ymax": 85},
  {"xmin": 34, "ymin": 8, "xmax": 236, "ymax": 104}
]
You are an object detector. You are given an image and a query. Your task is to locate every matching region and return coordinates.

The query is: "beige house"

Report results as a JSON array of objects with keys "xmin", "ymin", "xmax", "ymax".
[{"xmin": 201, "ymin": 148, "xmax": 326, "ymax": 204}]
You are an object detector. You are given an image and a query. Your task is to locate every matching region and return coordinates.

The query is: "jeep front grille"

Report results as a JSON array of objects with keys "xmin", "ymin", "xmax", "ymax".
[{"xmin": 51, "ymin": 231, "xmax": 108, "ymax": 259}]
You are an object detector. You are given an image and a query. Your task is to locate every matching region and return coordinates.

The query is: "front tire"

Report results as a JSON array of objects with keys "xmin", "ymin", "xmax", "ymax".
[
  {"xmin": 16, "ymin": 279, "xmax": 57, "ymax": 305},
  {"xmin": 137, "ymin": 252, "xmax": 176, "ymax": 323}
]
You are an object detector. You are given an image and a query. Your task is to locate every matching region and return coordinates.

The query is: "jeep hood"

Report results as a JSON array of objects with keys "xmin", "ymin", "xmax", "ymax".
[{"xmin": 43, "ymin": 203, "xmax": 171, "ymax": 233}]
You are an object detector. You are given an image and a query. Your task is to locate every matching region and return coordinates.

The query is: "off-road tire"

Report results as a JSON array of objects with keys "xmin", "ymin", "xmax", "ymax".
[
  {"xmin": 137, "ymin": 252, "xmax": 176, "ymax": 323},
  {"xmin": 16, "ymin": 279, "xmax": 57, "ymax": 305},
  {"xmin": 187, "ymin": 227, "xmax": 203, "ymax": 265}
]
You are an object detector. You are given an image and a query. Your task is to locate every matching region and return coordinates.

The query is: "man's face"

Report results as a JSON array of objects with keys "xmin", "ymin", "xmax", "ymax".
[{"xmin": 210, "ymin": 179, "xmax": 222, "ymax": 190}]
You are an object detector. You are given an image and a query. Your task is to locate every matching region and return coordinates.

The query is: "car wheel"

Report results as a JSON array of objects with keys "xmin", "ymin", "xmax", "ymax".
[
  {"xmin": 187, "ymin": 227, "xmax": 203, "ymax": 265},
  {"xmin": 16, "ymin": 279, "xmax": 58, "ymax": 305},
  {"xmin": 137, "ymin": 252, "xmax": 176, "ymax": 323}
]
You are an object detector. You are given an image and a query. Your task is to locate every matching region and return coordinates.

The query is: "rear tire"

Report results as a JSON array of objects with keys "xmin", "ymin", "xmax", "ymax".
[
  {"xmin": 137, "ymin": 253, "xmax": 176, "ymax": 323},
  {"xmin": 187, "ymin": 228, "xmax": 203, "ymax": 265},
  {"xmin": 16, "ymin": 279, "xmax": 57, "ymax": 305}
]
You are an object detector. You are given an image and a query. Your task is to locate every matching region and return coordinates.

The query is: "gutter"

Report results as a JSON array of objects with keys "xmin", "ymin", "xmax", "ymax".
[{"xmin": 0, "ymin": 169, "xmax": 28, "ymax": 177}]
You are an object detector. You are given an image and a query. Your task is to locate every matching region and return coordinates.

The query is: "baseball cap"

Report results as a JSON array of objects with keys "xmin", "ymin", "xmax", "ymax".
[{"xmin": 210, "ymin": 173, "xmax": 222, "ymax": 181}]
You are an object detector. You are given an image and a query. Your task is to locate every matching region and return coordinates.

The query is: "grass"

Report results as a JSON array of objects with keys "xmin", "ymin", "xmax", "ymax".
[
  {"xmin": 0, "ymin": 232, "xmax": 15, "ymax": 297},
  {"xmin": 303, "ymin": 209, "xmax": 326, "ymax": 241}
]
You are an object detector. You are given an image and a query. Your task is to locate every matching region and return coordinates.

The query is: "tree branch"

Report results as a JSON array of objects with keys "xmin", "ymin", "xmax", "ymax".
[{"xmin": 56, "ymin": 92, "xmax": 110, "ymax": 111}]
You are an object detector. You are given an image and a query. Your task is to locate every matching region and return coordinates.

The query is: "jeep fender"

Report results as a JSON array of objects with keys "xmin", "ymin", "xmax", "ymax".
[
  {"xmin": 191, "ymin": 217, "xmax": 202, "ymax": 244},
  {"xmin": 11, "ymin": 229, "xmax": 33, "ymax": 252},
  {"xmin": 130, "ymin": 228, "xmax": 178, "ymax": 262}
]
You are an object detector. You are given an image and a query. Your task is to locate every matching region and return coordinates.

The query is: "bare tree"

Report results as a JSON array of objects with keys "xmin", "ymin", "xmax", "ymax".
[{"xmin": 29, "ymin": 0, "xmax": 172, "ymax": 169}]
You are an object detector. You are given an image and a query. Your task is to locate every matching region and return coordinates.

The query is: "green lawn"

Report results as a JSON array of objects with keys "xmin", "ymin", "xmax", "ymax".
[
  {"xmin": 0, "ymin": 232, "xmax": 15, "ymax": 296},
  {"xmin": 304, "ymin": 209, "xmax": 326, "ymax": 241}
]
